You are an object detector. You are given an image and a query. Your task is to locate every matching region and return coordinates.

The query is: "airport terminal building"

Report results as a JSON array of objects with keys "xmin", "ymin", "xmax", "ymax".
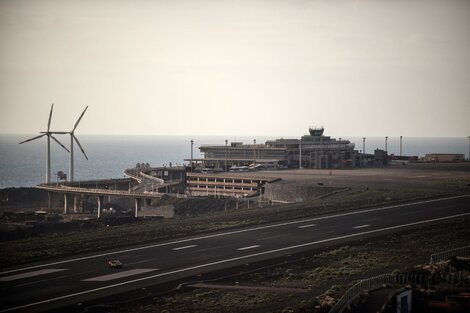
[{"xmin": 192, "ymin": 128, "xmax": 359, "ymax": 170}]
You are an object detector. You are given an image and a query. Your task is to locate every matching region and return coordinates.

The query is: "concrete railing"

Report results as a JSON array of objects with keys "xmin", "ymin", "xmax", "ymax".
[
  {"xmin": 429, "ymin": 245, "xmax": 470, "ymax": 264},
  {"xmin": 139, "ymin": 171, "xmax": 165, "ymax": 185},
  {"xmin": 36, "ymin": 184, "xmax": 163, "ymax": 199},
  {"xmin": 123, "ymin": 169, "xmax": 143, "ymax": 184}
]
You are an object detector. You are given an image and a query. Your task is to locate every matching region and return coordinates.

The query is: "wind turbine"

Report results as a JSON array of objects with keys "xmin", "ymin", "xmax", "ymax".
[
  {"xmin": 19, "ymin": 104, "xmax": 69, "ymax": 184},
  {"xmin": 65, "ymin": 106, "xmax": 89, "ymax": 182}
]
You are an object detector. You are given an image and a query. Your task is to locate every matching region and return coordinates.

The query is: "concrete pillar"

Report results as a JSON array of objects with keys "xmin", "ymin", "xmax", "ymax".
[
  {"xmin": 134, "ymin": 198, "xmax": 142, "ymax": 218},
  {"xmin": 48, "ymin": 191, "xmax": 53, "ymax": 209},
  {"xmin": 73, "ymin": 195, "xmax": 79, "ymax": 213},
  {"xmin": 97, "ymin": 195, "xmax": 104, "ymax": 218},
  {"xmin": 64, "ymin": 193, "xmax": 70, "ymax": 214}
]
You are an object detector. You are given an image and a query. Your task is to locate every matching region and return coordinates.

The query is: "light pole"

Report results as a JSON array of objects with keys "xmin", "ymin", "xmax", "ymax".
[
  {"xmin": 468, "ymin": 136, "xmax": 470, "ymax": 161},
  {"xmin": 385, "ymin": 136, "xmax": 388, "ymax": 153},
  {"xmin": 225, "ymin": 139, "xmax": 228, "ymax": 172},
  {"xmin": 299, "ymin": 138, "xmax": 302, "ymax": 169},
  {"xmin": 362, "ymin": 137, "xmax": 366, "ymax": 166},
  {"xmin": 190, "ymin": 139, "xmax": 194, "ymax": 172},
  {"xmin": 253, "ymin": 139, "xmax": 256, "ymax": 165},
  {"xmin": 400, "ymin": 136, "xmax": 403, "ymax": 157}
]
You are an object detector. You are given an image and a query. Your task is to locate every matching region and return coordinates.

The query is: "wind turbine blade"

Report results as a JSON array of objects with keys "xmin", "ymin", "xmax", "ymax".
[
  {"xmin": 73, "ymin": 134, "xmax": 88, "ymax": 160},
  {"xmin": 72, "ymin": 106, "xmax": 88, "ymax": 132},
  {"xmin": 49, "ymin": 131, "xmax": 68, "ymax": 134},
  {"xmin": 47, "ymin": 104, "xmax": 54, "ymax": 132},
  {"xmin": 19, "ymin": 134, "xmax": 46, "ymax": 144},
  {"xmin": 50, "ymin": 134, "xmax": 70, "ymax": 153}
]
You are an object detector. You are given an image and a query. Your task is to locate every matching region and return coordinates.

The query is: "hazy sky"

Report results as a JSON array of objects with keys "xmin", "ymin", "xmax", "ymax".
[{"xmin": 1, "ymin": 0, "xmax": 469, "ymax": 137}]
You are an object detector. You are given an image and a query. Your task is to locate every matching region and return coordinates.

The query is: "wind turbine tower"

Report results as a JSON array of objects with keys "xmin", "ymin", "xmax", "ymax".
[
  {"xmin": 67, "ymin": 106, "xmax": 88, "ymax": 182},
  {"xmin": 19, "ymin": 104, "xmax": 69, "ymax": 184}
]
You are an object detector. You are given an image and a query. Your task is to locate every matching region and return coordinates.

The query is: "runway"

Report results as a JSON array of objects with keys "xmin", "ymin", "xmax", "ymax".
[{"xmin": 1, "ymin": 194, "xmax": 469, "ymax": 312}]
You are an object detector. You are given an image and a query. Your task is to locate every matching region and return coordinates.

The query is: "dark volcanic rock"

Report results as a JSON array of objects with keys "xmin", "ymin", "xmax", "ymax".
[{"xmin": 0, "ymin": 187, "xmax": 48, "ymax": 206}]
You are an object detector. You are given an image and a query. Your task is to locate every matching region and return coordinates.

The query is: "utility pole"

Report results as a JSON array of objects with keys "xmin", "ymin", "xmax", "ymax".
[
  {"xmin": 385, "ymin": 136, "xmax": 388, "ymax": 153},
  {"xmin": 299, "ymin": 138, "xmax": 302, "ymax": 169}
]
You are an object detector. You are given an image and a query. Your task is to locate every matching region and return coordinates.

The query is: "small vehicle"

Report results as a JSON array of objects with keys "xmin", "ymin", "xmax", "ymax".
[{"xmin": 108, "ymin": 260, "xmax": 123, "ymax": 268}]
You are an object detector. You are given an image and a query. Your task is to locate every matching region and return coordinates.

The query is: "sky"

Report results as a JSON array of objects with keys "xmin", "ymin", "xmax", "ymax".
[{"xmin": 0, "ymin": 0, "xmax": 469, "ymax": 138}]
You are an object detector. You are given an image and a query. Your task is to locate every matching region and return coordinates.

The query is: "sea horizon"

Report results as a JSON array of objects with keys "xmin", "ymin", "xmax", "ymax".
[{"xmin": 1, "ymin": 134, "xmax": 469, "ymax": 189}]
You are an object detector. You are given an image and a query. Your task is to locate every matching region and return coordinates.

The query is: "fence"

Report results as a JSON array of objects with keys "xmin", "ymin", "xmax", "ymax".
[
  {"xmin": 329, "ymin": 245, "xmax": 470, "ymax": 313},
  {"xmin": 328, "ymin": 273, "xmax": 427, "ymax": 313},
  {"xmin": 429, "ymin": 245, "xmax": 470, "ymax": 264}
]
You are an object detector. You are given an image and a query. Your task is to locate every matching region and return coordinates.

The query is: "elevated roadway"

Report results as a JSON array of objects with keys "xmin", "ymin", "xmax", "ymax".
[
  {"xmin": 36, "ymin": 181, "xmax": 181, "ymax": 218},
  {"xmin": 36, "ymin": 184, "xmax": 164, "ymax": 199},
  {"xmin": 1, "ymin": 194, "xmax": 469, "ymax": 312}
]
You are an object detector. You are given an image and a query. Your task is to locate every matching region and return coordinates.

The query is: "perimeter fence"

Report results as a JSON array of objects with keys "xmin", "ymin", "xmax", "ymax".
[
  {"xmin": 329, "ymin": 245, "xmax": 470, "ymax": 313},
  {"xmin": 429, "ymin": 245, "xmax": 470, "ymax": 264},
  {"xmin": 327, "ymin": 273, "xmax": 426, "ymax": 313}
]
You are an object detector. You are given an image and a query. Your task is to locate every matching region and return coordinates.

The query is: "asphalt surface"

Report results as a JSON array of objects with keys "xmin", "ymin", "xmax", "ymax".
[{"xmin": 1, "ymin": 194, "xmax": 469, "ymax": 312}]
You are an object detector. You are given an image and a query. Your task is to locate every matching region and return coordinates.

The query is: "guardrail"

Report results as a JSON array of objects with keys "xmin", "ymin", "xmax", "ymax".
[{"xmin": 429, "ymin": 245, "xmax": 470, "ymax": 264}]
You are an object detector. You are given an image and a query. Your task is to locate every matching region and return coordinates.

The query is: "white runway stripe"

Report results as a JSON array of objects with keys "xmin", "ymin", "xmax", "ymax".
[
  {"xmin": 0, "ymin": 269, "xmax": 68, "ymax": 282},
  {"xmin": 353, "ymin": 224, "xmax": 370, "ymax": 229},
  {"xmin": 237, "ymin": 245, "xmax": 260, "ymax": 251},
  {"xmin": 82, "ymin": 269, "xmax": 158, "ymax": 282},
  {"xmin": 298, "ymin": 224, "xmax": 316, "ymax": 228},
  {"xmin": 172, "ymin": 245, "xmax": 198, "ymax": 250}
]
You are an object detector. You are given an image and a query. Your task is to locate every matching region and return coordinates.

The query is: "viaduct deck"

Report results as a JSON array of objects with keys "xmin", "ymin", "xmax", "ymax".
[
  {"xmin": 36, "ymin": 184, "xmax": 166, "ymax": 218},
  {"xmin": 36, "ymin": 184, "xmax": 164, "ymax": 199}
]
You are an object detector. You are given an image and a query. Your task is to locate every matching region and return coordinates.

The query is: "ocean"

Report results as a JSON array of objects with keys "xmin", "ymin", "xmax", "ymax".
[{"xmin": 0, "ymin": 134, "xmax": 468, "ymax": 189}]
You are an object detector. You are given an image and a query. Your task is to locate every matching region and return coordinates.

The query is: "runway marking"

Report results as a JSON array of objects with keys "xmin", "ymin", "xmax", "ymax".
[
  {"xmin": 353, "ymin": 224, "xmax": 370, "ymax": 229},
  {"xmin": 172, "ymin": 245, "xmax": 198, "ymax": 251},
  {"xmin": 237, "ymin": 245, "xmax": 260, "ymax": 251},
  {"xmin": 0, "ymin": 269, "xmax": 68, "ymax": 282},
  {"xmin": 298, "ymin": 224, "xmax": 316, "ymax": 228},
  {"xmin": 2, "ymin": 194, "xmax": 470, "ymax": 275},
  {"xmin": 3, "ymin": 212, "xmax": 470, "ymax": 313},
  {"xmin": 82, "ymin": 269, "xmax": 158, "ymax": 282}
]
